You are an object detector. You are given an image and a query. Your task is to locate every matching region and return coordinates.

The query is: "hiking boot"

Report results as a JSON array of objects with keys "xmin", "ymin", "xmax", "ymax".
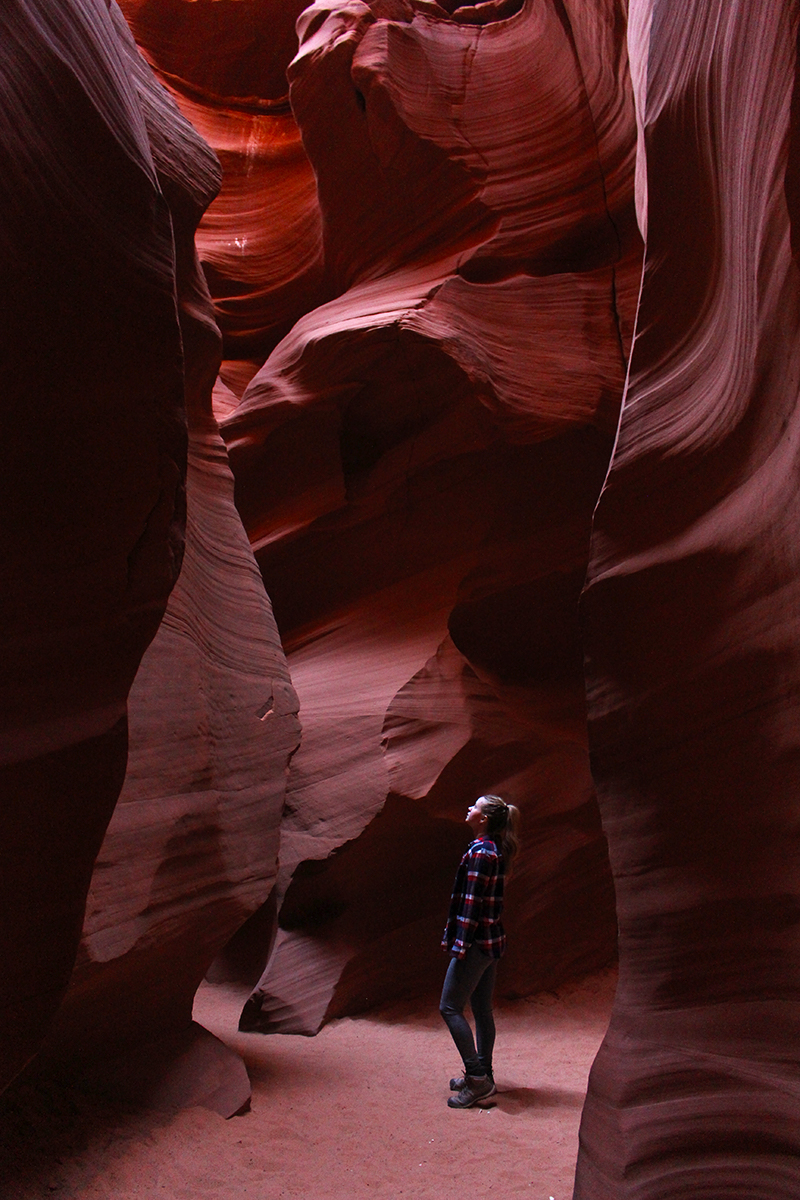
[
  {"xmin": 450, "ymin": 1070, "xmax": 495, "ymax": 1093},
  {"xmin": 447, "ymin": 1074, "xmax": 496, "ymax": 1108}
]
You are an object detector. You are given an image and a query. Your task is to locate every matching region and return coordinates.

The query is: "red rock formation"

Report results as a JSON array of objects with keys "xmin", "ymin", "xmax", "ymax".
[
  {"xmin": 32, "ymin": 420, "xmax": 300, "ymax": 1115},
  {"xmin": 0, "ymin": 0, "xmax": 196, "ymax": 1094},
  {"xmin": 576, "ymin": 2, "xmax": 800, "ymax": 1195},
  {"xmin": 118, "ymin": 0, "xmax": 327, "ymax": 359},
  {"xmin": 1, "ymin": 1, "xmax": 300, "ymax": 1111},
  {"xmin": 223, "ymin": 0, "xmax": 640, "ymax": 1033},
  {"xmin": 20, "ymin": 8, "xmax": 301, "ymax": 1113}
]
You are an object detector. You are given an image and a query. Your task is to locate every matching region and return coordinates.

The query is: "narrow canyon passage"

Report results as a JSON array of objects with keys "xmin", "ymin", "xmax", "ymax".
[
  {"xmin": 6, "ymin": 1, "xmax": 800, "ymax": 1195},
  {"xmin": 1, "ymin": 969, "xmax": 615, "ymax": 1200}
]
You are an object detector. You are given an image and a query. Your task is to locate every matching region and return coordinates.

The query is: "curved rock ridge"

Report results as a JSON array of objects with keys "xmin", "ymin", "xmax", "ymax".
[
  {"xmin": 287, "ymin": 0, "xmax": 637, "ymax": 292},
  {"xmin": 22, "ymin": 8, "xmax": 301, "ymax": 1110},
  {"xmin": 118, "ymin": 0, "xmax": 327, "ymax": 360},
  {"xmin": 0, "ymin": 0, "xmax": 206, "ymax": 1093},
  {"xmin": 354, "ymin": 0, "xmax": 636, "ymax": 282},
  {"xmin": 1, "ymin": 0, "xmax": 300, "ymax": 1111},
  {"xmin": 183, "ymin": 92, "xmax": 326, "ymax": 356},
  {"xmin": 577, "ymin": 2, "xmax": 800, "ymax": 1196},
  {"xmin": 220, "ymin": 0, "xmax": 640, "ymax": 1032},
  {"xmin": 35, "ymin": 426, "xmax": 300, "ymax": 1102},
  {"xmin": 119, "ymin": 0, "xmax": 310, "ymax": 106}
]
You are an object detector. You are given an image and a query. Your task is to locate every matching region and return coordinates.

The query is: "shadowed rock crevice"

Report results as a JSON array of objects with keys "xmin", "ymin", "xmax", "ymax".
[
  {"xmin": 0, "ymin": 0, "xmax": 202, "ymax": 1093},
  {"xmin": 576, "ymin": 2, "xmax": 800, "ymax": 1196},
  {"xmin": 1, "ymin": 0, "xmax": 300, "ymax": 1115},
  {"xmin": 4, "ymin": 0, "xmax": 800, "ymax": 1194},
  {"xmin": 200, "ymin": 0, "xmax": 638, "ymax": 1036}
]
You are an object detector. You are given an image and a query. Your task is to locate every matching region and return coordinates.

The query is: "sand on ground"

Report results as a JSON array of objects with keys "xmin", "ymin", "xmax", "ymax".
[{"xmin": 1, "ymin": 968, "xmax": 615, "ymax": 1200}]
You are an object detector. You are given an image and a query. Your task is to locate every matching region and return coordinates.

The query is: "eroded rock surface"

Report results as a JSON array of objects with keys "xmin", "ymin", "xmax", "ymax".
[
  {"xmin": 119, "ymin": 0, "xmax": 327, "ymax": 360},
  {"xmin": 33, "ymin": 425, "xmax": 300, "ymax": 1097},
  {"xmin": 221, "ymin": 0, "xmax": 640, "ymax": 1033},
  {"xmin": 0, "ymin": 0, "xmax": 194, "ymax": 1093},
  {"xmin": 25, "ymin": 9, "xmax": 301, "ymax": 1108},
  {"xmin": 577, "ymin": 2, "xmax": 800, "ymax": 1196},
  {"xmin": 1, "ymin": 1, "xmax": 299, "ymax": 1109}
]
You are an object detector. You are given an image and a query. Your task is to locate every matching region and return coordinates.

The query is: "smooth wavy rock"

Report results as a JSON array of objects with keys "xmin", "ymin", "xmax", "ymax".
[
  {"xmin": 287, "ymin": 0, "xmax": 637, "ymax": 293},
  {"xmin": 0, "ymin": 0, "xmax": 198, "ymax": 1093},
  {"xmin": 118, "ymin": 0, "xmax": 310, "ymax": 104},
  {"xmin": 225, "ymin": 0, "xmax": 639, "ymax": 1033},
  {"xmin": 348, "ymin": 0, "xmax": 637, "ymax": 284},
  {"xmin": 119, "ymin": 0, "xmax": 327, "ymax": 358},
  {"xmin": 22, "ymin": 10, "xmax": 300, "ymax": 1112},
  {"xmin": 35, "ymin": 429, "xmax": 300, "ymax": 1110},
  {"xmin": 577, "ymin": 3, "xmax": 800, "ymax": 1196}
]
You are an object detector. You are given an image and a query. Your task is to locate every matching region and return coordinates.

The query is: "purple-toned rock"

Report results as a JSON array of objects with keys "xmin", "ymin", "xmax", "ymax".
[
  {"xmin": 576, "ymin": 2, "xmax": 800, "ymax": 1196},
  {"xmin": 26, "ymin": 10, "xmax": 300, "ymax": 1111},
  {"xmin": 1, "ymin": 2, "xmax": 299, "ymax": 1112},
  {"xmin": 0, "ymin": 0, "xmax": 198, "ymax": 1093},
  {"xmin": 226, "ymin": 0, "xmax": 639, "ymax": 1033}
]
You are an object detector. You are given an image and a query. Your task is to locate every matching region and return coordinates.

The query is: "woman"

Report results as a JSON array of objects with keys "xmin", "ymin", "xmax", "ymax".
[{"xmin": 440, "ymin": 794, "xmax": 520, "ymax": 1108}]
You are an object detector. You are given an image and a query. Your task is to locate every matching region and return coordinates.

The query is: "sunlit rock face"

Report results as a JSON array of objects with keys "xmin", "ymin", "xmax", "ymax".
[
  {"xmin": 119, "ymin": 0, "xmax": 326, "ymax": 362},
  {"xmin": 1, "ymin": 1, "xmax": 299, "ymax": 1108},
  {"xmin": 0, "ymin": 0, "xmax": 194, "ymax": 1093},
  {"xmin": 576, "ymin": 2, "xmax": 800, "ymax": 1196},
  {"xmin": 218, "ymin": 0, "xmax": 641, "ymax": 1033}
]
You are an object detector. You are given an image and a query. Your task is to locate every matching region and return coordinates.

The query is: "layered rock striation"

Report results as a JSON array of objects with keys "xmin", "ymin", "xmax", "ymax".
[
  {"xmin": 1, "ymin": 0, "xmax": 299, "ymax": 1110},
  {"xmin": 0, "ymin": 0, "xmax": 196, "ymax": 1094},
  {"xmin": 577, "ymin": 2, "xmax": 800, "ymax": 1196},
  {"xmin": 31, "ymin": 8, "xmax": 301, "ymax": 1114},
  {"xmin": 119, "ymin": 0, "xmax": 327, "ymax": 362},
  {"xmin": 218, "ymin": 0, "xmax": 641, "ymax": 1033}
]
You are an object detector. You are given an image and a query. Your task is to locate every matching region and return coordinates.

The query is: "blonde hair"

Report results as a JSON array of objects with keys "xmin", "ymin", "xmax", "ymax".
[{"xmin": 478, "ymin": 794, "xmax": 520, "ymax": 876}]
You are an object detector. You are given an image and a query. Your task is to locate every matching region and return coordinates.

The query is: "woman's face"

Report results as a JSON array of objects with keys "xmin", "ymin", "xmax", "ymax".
[{"xmin": 466, "ymin": 799, "xmax": 488, "ymax": 833}]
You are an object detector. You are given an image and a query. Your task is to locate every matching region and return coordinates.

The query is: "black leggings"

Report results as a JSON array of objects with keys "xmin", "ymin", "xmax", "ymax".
[{"xmin": 439, "ymin": 942, "xmax": 497, "ymax": 1076}]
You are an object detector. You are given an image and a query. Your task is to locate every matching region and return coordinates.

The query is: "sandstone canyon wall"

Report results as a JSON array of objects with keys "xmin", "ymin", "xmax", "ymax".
[
  {"xmin": 1, "ymin": 1, "xmax": 299, "ymax": 1110},
  {"xmin": 0, "ymin": 0, "xmax": 195, "ymax": 1094},
  {"xmin": 6, "ymin": 0, "xmax": 800, "ymax": 1190},
  {"xmin": 576, "ymin": 2, "xmax": 800, "ymax": 1196},
  {"xmin": 119, "ymin": 0, "xmax": 326, "ymax": 364},
  {"xmin": 201, "ymin": 0, "xmax": 641, "ymax": 1033}
]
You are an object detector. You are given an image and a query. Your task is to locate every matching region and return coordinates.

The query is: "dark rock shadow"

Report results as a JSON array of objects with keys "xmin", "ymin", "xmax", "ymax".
[{"xmin": 495, "ymin": 1085, "xmax": 585, "ymax": 1113}]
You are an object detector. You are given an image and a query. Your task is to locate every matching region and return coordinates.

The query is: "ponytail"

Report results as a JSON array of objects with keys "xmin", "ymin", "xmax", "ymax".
[{"xmin": 478, "ymin": 794, "xmax": 521, "ymax": 877}]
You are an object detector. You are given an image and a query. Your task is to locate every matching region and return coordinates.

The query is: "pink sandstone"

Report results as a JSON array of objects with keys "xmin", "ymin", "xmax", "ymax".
[
  {"xmin": 0, "ymin": 0, "xmax": 299, "ymax": 1114},
  {"xmin": 576, "ymin": 2, "xmax": 800, "ymax": 1195},
  {"xmin": 0, "ymin": 0, "xmax": 197, "ymax": 1093},
  {"xmin": 221, "ymin": 0, "xmax": 640, "ymax": 1034}
]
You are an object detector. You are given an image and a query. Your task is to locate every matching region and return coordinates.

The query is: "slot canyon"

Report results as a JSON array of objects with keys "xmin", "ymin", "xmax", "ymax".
[{"xmin": 2, "ymin": 0, "xmax": 800, "ymax": 1197}]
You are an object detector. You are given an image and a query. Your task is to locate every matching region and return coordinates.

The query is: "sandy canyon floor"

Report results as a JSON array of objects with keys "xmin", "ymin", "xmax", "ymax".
[{"xmin": 2, "ymin": 968, "xmax": 616, "ymax": 1199}]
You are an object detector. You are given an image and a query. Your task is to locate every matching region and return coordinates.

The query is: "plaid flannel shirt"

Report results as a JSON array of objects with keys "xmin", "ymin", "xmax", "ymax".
[{"xmin": 442, "ymin": 836, "xmax": 506, "ymax": 959}]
